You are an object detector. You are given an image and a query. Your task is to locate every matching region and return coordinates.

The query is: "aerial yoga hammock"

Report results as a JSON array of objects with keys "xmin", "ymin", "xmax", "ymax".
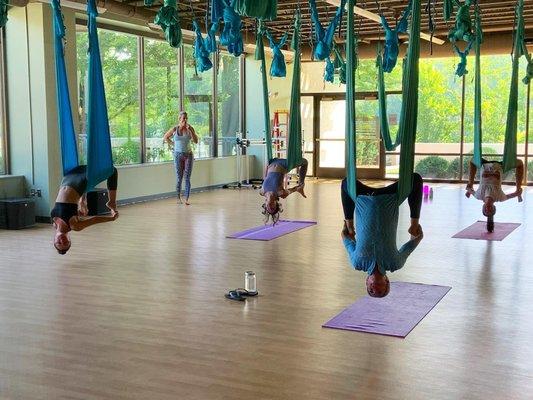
[
  {"xmin": 309, "ymin": 0, "xmax": 347, "ymax": 61},
  {"xmin": 260, "ymin": 11, "xmax": 308, "ymax": 225},
  {"xmin": 219, "ymin": 0, "xmax": 244, "ymax": 56},
  {"xmin": 265, "ymin": 30, "xmax": 288, "ymax": 78},
  {"xmin": 378, "ymin": 1, "xmax": 411, "ymax": 73},
  {"xmin": 50, "ymin": 0, "xmax": 118, "ymax": 255},
  {"xmin": 465, "ymin": 1, "xmax": 525, "ymax": 232},
  {"xmin": 0, "ymin": 0, "xmax": 8, "ymax": 28},
  {"xmin": 233, "ymin": 0, "xmax": 277, "ymax": 20},
  {"xmin": 342, "ymin": 0, "xmax": 423, "ymax": 298},
  {"xmin": 445, "ymin": 0, "xmax": 475, "ymax": 76},
  {"xmin": 193, "ymin": 20, "xmax": 213, "ymax": 73},
  {"xmin": 154, "ymin": 0, "xmax": 182, "ymax": 48}
]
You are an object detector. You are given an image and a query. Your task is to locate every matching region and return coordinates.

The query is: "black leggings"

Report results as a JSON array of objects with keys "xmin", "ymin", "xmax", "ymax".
[{"xmin": 340, "ymin": 173, "xmax": 423, "ymax": 220}]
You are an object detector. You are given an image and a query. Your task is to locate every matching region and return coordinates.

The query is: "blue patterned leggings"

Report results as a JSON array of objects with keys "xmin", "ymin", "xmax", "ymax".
[{"xmin": 174, "ymin": 152, "xmax": 194, "ymax": 199}]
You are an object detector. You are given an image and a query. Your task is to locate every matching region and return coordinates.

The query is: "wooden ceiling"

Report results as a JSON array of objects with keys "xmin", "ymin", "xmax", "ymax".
[{"xmin": 122, "ymin": 0, "xmax": 533, "ymax": 43}]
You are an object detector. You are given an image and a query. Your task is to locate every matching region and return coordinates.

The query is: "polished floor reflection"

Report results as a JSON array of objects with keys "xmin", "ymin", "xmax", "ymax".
[{"xmin": 1, "ymin": 180, "xmax": 532, "ymax": 400}]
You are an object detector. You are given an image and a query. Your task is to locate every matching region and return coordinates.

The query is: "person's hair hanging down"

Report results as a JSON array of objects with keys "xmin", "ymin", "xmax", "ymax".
[
  {"xmin": 259, "ymin": 158, "xmax": 308, "ymax": 225},
  {"xmin": 262, "ymin": 201, "xmax": 283, "ymax": 225}
]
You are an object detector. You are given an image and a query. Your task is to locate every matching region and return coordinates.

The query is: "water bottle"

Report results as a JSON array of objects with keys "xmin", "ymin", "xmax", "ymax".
[{"xmin": 245, "ymin": 271, "xmax": 257, "ymax": 294}]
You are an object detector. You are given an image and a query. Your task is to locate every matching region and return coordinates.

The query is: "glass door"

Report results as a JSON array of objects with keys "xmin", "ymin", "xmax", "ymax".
[{"xmin": 315, "ymin": 94, "xmax": 384, "ymax": 179}]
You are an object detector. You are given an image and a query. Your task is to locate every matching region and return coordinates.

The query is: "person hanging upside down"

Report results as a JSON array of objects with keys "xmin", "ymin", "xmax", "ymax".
[
  {"xmin": 51, "ymin": 166, "xmax": 119, "ymax": 254},
  {"xmin": 465, "ymin": 158, "xmax": 524, "ymax": 217},
  {"xmin": 341, "ymin": 173, "xmax": 424, "ymax": 298},
  {"xmin": 260, "ymin": 158, "xmax": 308, "ymax": 224}
]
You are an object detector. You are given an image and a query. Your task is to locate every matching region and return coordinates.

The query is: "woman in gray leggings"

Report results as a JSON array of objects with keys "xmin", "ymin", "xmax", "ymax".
[{"xmin": 163, "ymin": 111, "xmax": 199, "ymax": 205}]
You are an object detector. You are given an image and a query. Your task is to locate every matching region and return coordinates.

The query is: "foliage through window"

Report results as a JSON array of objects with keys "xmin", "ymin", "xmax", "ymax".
[
  {"xmin": 217, "ymin": 54, "xmax": 240, "ymax": 157},
  {"xmin": 77, "ymin": 28, "xmax": 141, "ymax": 165}
]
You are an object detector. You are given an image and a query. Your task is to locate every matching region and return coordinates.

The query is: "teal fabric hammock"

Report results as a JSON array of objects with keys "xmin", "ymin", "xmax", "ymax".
[
  {"xmin": 233, "ymin": 0, "xmax": 277, "ymax": 21},
  {"xmin": 452, "ymin": 40, "xmax": 474, "ymax": 77},
  {"xmin": 379, "ymin": 1, "xmax": 411, "ymax": 73},
  {"xmin": 86, "ymin": 0, "xmax": 114, "ymax": 191},
  {"xmin": 502, "ymin": 0, "xmax": 527, "ymax": 172},
  {"xmin": 287, "ymin": 11, "xmax": 303, "ymax": 172},
  {"xmin": 309, "ymin": 0, "xmax": 347, "ymax": 61},
  {"xmin": 265, "ymin": 30, "xmax": 288, "ymax": 78},
  {"xmin": 51, "ymin": 0, "xmax": 79, "ymax": 175},
  {"xmin": 345, "ymin": 0, "xmax": 357, "ymax": 200},
  {"xmin": 373, "ymin": 0, "xmax": 420, "ymax": 202},
  {"xmin": 254, "ymin": 21, "xmax": 273, "ymax": 161},
  {"xmin": 472, "ymin": 7, "xmax": 483, "ymax": 168},
  {"xmin": 220, "ymin": 0, "xmax": 244, "ymax": 56},
  {"xmin": 154, "ymin": 0, "xmax": 182, "ymax": 48},
  {"xmin": 324, "ymin": 57, "xmax": 335, "ymax": 83},
  {"xmin": 193, "ymin": 20, "xmax": 214, "ymax": 73},
  {"xmin": 211, "ymin": 0, "xmax": 225, "ymax": 22},
  {"xmin": 447, "ymin": 0, "xmax": 474, "ymax": 43},
  {"xmin": 0, "ymin": 0, "xmax": 8, "ymax": 28}
]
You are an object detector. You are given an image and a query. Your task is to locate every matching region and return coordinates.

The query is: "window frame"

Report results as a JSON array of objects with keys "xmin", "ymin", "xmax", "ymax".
[
  {"xmin": 75, "ymin": 21, "xmax": 243, "ymax": 165},
  {"xmin": 0, "ymin": 28, "xmax": 8, "ymax": 175}
]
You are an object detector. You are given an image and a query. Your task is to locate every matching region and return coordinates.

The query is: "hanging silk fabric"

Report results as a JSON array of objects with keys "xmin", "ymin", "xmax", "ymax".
[
  {"xmin": 205, "ymin": 21, "xmax": 219, "ymax": 53},
  {"xmin": 220, "ymin": 0, "xmax": 243, "ymax": 56},
  {"xmin": 396, "ymin": 0, "xmax": 420, "ymax": 202},
  {"xmin": 375, "ymin": 0, "xmax": 420, "ymax": 202},
  {"xmin": 443, "ymin": 0, "xmax": 454, "ymax": 22},
  {"xmin": 380, "ymin": 2, "xmax": 411, "ymax": 73},
  {"xmin": 233, "ymin": 0, "xmax": 277, "ymax": 20},
  {"xmin": 0, "ymin": 0, "xmax": 8, "ymax": 28},
  {"xmin": 345, "ymin": 0, "xmax": 357, "ymax": 200},
  {"xmin": 286, "ymin": 11, "xmax": 303, "ymax": 172},
  {"xmin": 193, "ymin": 20, "xmax": 213, "ymax": 73},
  {"xmin": 51, "ymin": 0, "xmax": 79, "ymax": 175},
  {"xmin": 447, "ymin": 0, "xmax": 474, "ymax": 43},
  {"xmin": 86, "ymin": 0, "xmax": 114, "ymax": 191},
  {"xmin": 309, "ymin": 0, "xmax": 347, "ymax": 61},
  {"xmin": 471, "ymin": 6, "xmax": 483, "ymax": 168},
  {"xmin": 155, "ymin": 0, "xmax": 182, "ymax": 48},
  {"xmin": 255, "ymin": 21, "xmax": 273, "ymax": 161},
  {"xmin": 334, "ymin": 45, "xmax": 347, "ymax": 84},
  {"xmin": 452, "ymin": 40, "xmax": 474, "ymax": 77},
  {"xmin": 265, "ymin": 31, "xmax": 288, "ymax": 78},
  {"xmin": 503, "ymin": 0, "xmax": 527, "ymax": 172},
  {"xmin": 324, "ymin": 57, "xmax": 335, "ymax": 83},
  {"xmin": 211, "ymin": 0, "xmax": 225, "ymax": 22}
]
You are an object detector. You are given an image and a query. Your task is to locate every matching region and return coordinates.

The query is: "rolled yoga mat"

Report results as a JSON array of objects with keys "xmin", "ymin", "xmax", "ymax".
[
  {"xmin": 323, "ymin": 282, "xmax": 451, "ymax": 338},
  {"xmin": 452, "ymin": 221, "xmax": 521, "ymax": 241},
  {"xmin": 227, "ymin": 220, "xmax": 317, "ymax": 241}
]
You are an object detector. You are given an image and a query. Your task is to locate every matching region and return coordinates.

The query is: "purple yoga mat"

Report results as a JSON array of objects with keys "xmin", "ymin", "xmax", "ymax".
[
  {"xmin": 452, "ymin": 221, "xmax": 521, "ymax": 241},
  {"xmin": 323, "ymin": 282, "xmax": 451, "ymax": 338},
  {"xmin": 227, "ymin": 220, "xmax": 317, "ymax": 241}
]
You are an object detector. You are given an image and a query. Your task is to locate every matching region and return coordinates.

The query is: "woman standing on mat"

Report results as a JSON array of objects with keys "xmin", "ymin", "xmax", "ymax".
[
  {"xmin": 340, "ymin": 174, "xmax": 424, "ymax": 298},
  {"xmin": 260, "ymin": 158, "xmax": 308, "ymax": 224},
  {"xmin": 163, "ymin": 111, "xmax": 199, "ymax": 205},
  {"xmin": 51, "ymin": 166, "xmax": 119, "ymax": 255},
  {"xmin": 465, "ymin": 158, "xmax": 523, "ymax": 221}
]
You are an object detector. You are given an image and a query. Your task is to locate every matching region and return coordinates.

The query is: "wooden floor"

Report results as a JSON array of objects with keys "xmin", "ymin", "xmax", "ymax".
[{"xmin": 1, "ymin": 180, "xmax": 533, "ymax": 400}]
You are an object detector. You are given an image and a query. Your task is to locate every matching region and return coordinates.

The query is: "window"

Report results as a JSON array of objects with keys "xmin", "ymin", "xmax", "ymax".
[
  {"xmin": 77, "ymin": 28, "xmax": 141, "ymax": 165},
  {"xmin": 183, "ymin": 45, "xmax": 214, "ymax": 159},
  {"xmin": 144, "ymin": 39, "xmax": 179, "ymax": 163},
  {"xmin": 0, "ymin": 31, "xmax": 6, "ymax": 175},
  {"xmin": 217, "ymin": 53, "xmax": 240, "ymax": 157}
]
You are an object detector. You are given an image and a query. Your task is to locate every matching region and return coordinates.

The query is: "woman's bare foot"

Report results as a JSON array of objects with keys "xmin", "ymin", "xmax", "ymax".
[
  {"xmin": 106, "ymin": 201, "xmax": 117, "ymax": 213},
  {"xmin": 177, "ymin": 197, "xmax": 183, "ymax": 204},
  {"xmin": 296, "ymin": 184, "xmax": 307, "ymax": 198},
  {"xmin": 185, "ymin": 199, "xmax": 191, "ymax": 205}
]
